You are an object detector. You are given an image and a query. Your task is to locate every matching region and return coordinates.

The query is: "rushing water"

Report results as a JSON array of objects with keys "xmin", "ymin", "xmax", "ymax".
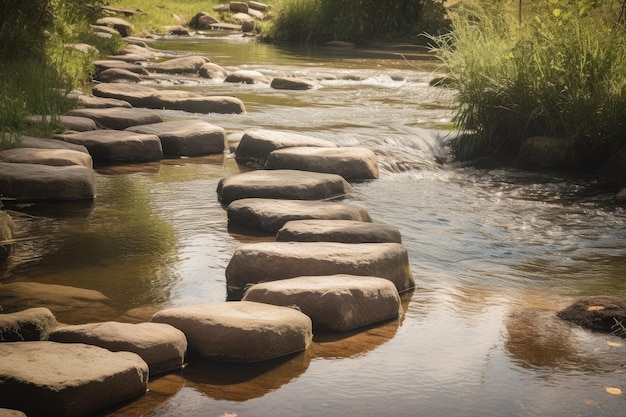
[{"xmin": 3, "ymin": 35, "xmax": 626, "ymax": 417}]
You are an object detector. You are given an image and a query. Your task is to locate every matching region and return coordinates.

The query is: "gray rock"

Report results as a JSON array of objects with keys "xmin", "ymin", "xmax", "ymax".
[
  {"xmin": 270, "ymin": 77, "xmax": 318, "ymax": 90},
  {"xmin": 206, "ymin": 22, "xmax": 242, "ymax": 31},
  {"xmin": 0, "ymin": 163, "xmax": 96, "ymax": 201},
  {"xmin": 247, "ymin": 8, "xmax": 265, "ymax": 20},
  {"xmin": 249, "ymin": 1, "xmax": 270, "ymax": 11},
  {"xmin": 91, "ymin": 83, "xmax": 246, "ymax": 114},
  {"xmin": 54, "ymin": 130, "xmax": 163, "ymax": 163},
  {"xmin": 0, "ymin": 148, "xmax": 93, "ymax": 168},
  {"xmin": 217, "ymin": 169, "xmax": 352, "ymax": 205},
  {"xmin": 19, "ymin": 136, "xmax": 89, "ymax": 153},
  {"xmin": 95, "ymin": 68, "xmax": 143, "ymax": 83},
  {"xmin": 92, "ymin": 60, "xmax": 149, "ymax": 75},
  {"xmin": 228, "ymin": 198, "xmax": 371, "ymax": 233},
  {"xmin": 235, "ymin": 129, "xmax": 336, "ymax": 166},
  {"xmin": 232, "ymin": 12, "xmax": 255, "ymax": 24},
  {"xmin": 49, "ymin": 321, "xmax": 187, "ymax": 374},
  {"xmin": 0, "ymin": 308, "xmax": 57, "ymax": 342},
  {"xmin": 163, "ymin": 25, "xmax": 191, "ymax": 36},
  {"xmin": 265, "ymin": 146, "xmax": 379, "ymax": 180},
  {"xmin": 25, "ymin": 115, "xmax": 98, "ymax": 132},
  {"xmin": 518, "ymin": 136, "xmax": 572, "ymax": 169},
  {"xmin": 95, "ymin": 17, "xmax": 134, "ymax": 37},
  {"xmin": 189, "ymin": 12, "xmax": 220, "ymax": 29},
  {"xmin": 242, "ymin": 274, "xmax": 402, "ymax": 331},
  {"xmin": 276, "ymin": 219, "xmax": 402, "ymax": 243},
  {"xmin": 126, "ymin": 120, "xmax": 226, "ymax": 156},
  {"xmin": 225, "ymin": 242, "xmax": 415, "ymax": 300},
  {"xmin": 112, "ymin": 43, "xmax": 164, "ymax": 61},
  {"xmin": 72, "ymin": 92, "xmax": 132, "ymax": 109},
  {"xmin": 229, "ymin": 2, "xmax": 249, "ymax": 13},
  {"xmin": 0, "ymin": 341, "xmax": 148, "ymax": 417},
  {"xmin": 145, "ymin": 56, "xmax": 211, "ymax": 74},
  {"xmin": 557, "ymin": 296, "xmax": 626, "ymax": 332},
  {"xmin": 241, "ymin": 20, "xmax": 255, "ymax": 33},
  {"xmin": 65, "ymin": 107, "xmax": 165, "ymax": 129},
  {"xmin": 199, "ymin": 62, "xmax": 229, "ymax": 80},
  {"xmin": 151, "ymin": 301, "xmax": 312, "ymax": 362},
  {"xmin": 225, "ymin": 70, "xmax": 270, "ymax": 84},
  {"xmin": 0, "ymin": 282, "xmax": 116, "ymax": 324}
]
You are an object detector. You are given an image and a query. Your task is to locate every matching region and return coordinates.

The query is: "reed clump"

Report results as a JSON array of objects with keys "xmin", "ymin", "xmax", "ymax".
[{"xmin": 431, "ymin": 1, "xmax": 626, "ymax": 171}]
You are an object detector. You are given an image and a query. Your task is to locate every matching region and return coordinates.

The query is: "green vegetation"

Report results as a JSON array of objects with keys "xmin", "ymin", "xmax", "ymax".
[
  {"xmin": 0, "ymin": 0, "xmax": 122, "ymax": 144},
  {"xmin": 269, "ymin": 0, "xmax": 450, "ymax": 44},
  {"xmin": 431, "ymin": 0, "xmax": 626, "ymax": 171}
]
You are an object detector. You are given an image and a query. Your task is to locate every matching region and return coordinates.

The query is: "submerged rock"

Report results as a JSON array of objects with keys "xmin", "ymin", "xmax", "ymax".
[{"xmin": 557, "ymin": 296, "xmax": 626, "ymax": 333}]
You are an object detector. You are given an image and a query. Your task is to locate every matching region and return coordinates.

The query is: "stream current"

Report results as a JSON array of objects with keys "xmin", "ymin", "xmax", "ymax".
[{"xmin": 3, "ymin": 35, "xmax": 626, "ymax": 417}]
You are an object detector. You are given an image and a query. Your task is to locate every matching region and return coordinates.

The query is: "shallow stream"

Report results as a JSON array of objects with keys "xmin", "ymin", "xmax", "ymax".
[{"xmin": 4, "ymin": 35, "xmax": 626, "ymax": 417}]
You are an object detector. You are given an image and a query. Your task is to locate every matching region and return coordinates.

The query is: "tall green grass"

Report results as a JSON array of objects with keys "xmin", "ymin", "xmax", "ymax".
[{"xmin": 432, "ymin": 1, "xmax": 626, "ymax": 170}]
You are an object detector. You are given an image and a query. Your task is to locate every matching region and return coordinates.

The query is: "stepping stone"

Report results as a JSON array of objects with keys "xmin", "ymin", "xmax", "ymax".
[
  {"xmin": 95, "ymin": 68, "xmax": 143, "ymax": 83},
  {"xmin": 25, "ymin": 115, "xmax": 98, "ymax": 132},
  {"xmin": 144, "ymin": 56, "xmax": 210, "ymax": 74},
  {"xmin": 0, "ymin": 308, "xmax": 57, "ymax": 342},
  {"xmin": 235, "ymin": 129, "xmax": 336, "ymax": 166},
  {"xmin": 0, "ymin": 148, "xmax": 93, "ymax": 168},
  {"xmin": 112, "ymin": 43, "xmax": 164, "ymax": 61},
  {"xmin": 199, "ymin": 62, "xmax": 229, "ymax": 79},
  {"xmin": 0, "ymin": 282, "xmax": 117, "ymax": 324},
  {"xmin": 0, "ymin": 163, "xmax": 96, "ymax": 201},
  {"xmin": 225, "ymin": 70, "xmax": 270, "ymax": 84},
  {"xmin": 229, "ymin": 2, "xmax": 249, "ymax": 13},
  {"xmin": 49, "ymin": 321, "xmax": 187, "ymax": 374},
  {"xmin": 0, "ymin": 342, "xmax": 148, "ymax": 417},
  {"xmin": 226, "ymin": 242, "xmax": 415, "ymax": 300},
  {"xmin": 92, "ymin": 83, "xmax": 246, "ymax": 114},
  {"xmin": 557, "ymin": 296, "xmax": 626, "ymax": 332},
  {"xmin": 72, "ymin": 92, "xmax": 132, "ymax": 109},
  {"xmin": 228, "ymin": 198, "xmax": 371, "ymax": 233},
  {"xmin": 242, "ymin": 275, "xmax": 402, "ymax": 331},
  {"xmin": 126, "ymin": 120, "xmax": 226, "ymax": 156},
  {"xmin": 276, "ymin": 219, "xmax": 402, "ymax": 243},
  {"xmin": 19, "ymin": 136, "xmax": 89, "ymax": 153},
  {"xmin": 217, "ymin": 169, "xmax": 351, "ymax": 205},
  {"xmin": 265, "ymin": 146, "xmax": 380, "ymax": 180},
  {"xmin": 54, "ymin": 130, "xmax": 163, "ymax": 163},
  {"xmin": 270, "ymin": 77, "xmax": 318, "ymax": 90},
  {"xmin": 151, "ymin": 301, "xmax": 312, "ymax": 362},
  {"xmin": 65, "ymin": 107, "xmax": 165, "ymax": 129},
  {"xmin": 92, "ymin": 60, "xmax": 149, "ymax": 75}
]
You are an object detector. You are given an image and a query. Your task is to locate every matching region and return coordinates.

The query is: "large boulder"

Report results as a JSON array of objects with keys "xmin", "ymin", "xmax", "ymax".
[
  {"xmin": 0, "ymin": 148, "xmax": 93, "ymax": 168},
  {"xmin": 0, "ymin": 308, "xmax": 57, "ymax": 342},
  {"xmin": 0, "ymin": 163, "xmax": 95, "ymax": 201},
  {"xmin": 0, "ymin": 341, "xmax": 148, "ymax": 417},
  {"xmin": 65, "ymin": 107, "xmax": 165, "ymax": 130},
  {"xmin": 53, "ymin": 130, "xmax": 163, "ymax": 163},
  {"xmin": 225, "ymin": 242, "xmax": 415, "ymax": 300},
  {"xmin": 189, "ymin": 12, "xmax": 220, "ymax": 30},
  {"xmin": 242, "ymin": 274, "xmax": 402, "ymax": 331},
  {"xmin": 145, "ymin": 56, "xmax": 211, "ymax": 74},
  {"xmin": 227, "ymin": 198, "xmax": 371, "ymax": 233},
  {"xmin": 199, "ymin": 62, "xmax": 229, "ymax": 80},
  {"xmin": 556, "ymin": 296, "xmax": 626, "ymax": 332},
  {"xmin": 276, "ymin": 219, "xmax": 402, "ymax": 243},
  {"xmin": 49, "ymin": 321, "xmax": 187, "ymax": 374},
  {"xmin": 270, "ymin": 77, "xmax": 318, "ymax": 90},
  {"xmin": 151, "ymin": 301, "xmax": 312, "ymax": 362},
  {"xmin": 91, "ymin": 83, "xmax": 246, "ymax": 114},
  {"xmin": 265, "ymin": 146, "xmax": 379, "ymax": 180},
  {"xmin": 217, "ymin": 169, "xmax": 352, "ymax": 205},
  {"xmin": 126, "ymin": 120, "xmax": 226, "ymax": 156},
  {"xmin": 235, "ymin": 129, "xmax": 336, "ymax": 166},
  {"xmin": 0, "ymin": 282, "xmax": 117, "ymax": 324}
]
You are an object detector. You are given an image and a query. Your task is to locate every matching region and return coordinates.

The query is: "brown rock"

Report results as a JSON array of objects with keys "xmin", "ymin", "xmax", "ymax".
[
  {"xmin": 557, "ymin": 296, "xmax": 626, "ymax": 332},
  {"xmin": 276, "ymin": 219, "xmax": 402, "ymax": 243},
  {"xmin": 0, "ymin": 308, "xmax": 57, "ymax": 342}
]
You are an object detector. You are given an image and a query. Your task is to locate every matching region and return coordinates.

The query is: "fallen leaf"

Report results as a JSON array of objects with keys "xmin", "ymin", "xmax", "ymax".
[
  {"xmin": 607, "ymin": 340, "xmax": 622, "ymax": 347},
  {"xmin": 605, "ymin": 387, "xmax": 622, "ymax": 395},
  {"xmin": 583, "ymin": 398, "xmax": 595, "ymax": 405},
  {"xmin": 587, "ymin": 305, "xmax": 605, "ymax": 311},
  {"xmin": 219, "ymin": 413, "xmax": 237, "ymax": 417}
]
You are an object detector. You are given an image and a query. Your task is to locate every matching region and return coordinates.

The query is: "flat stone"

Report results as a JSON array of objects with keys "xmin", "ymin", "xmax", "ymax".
[
  {"xmin": 126, "ymin": 120, "xmax": 226, "ymax": 156},
  {"xmin": 113, "ymin": 43, "xmax": 164, "ymax": 61},
  {"xmin": 227, "ymin": 198, "xmax": 371, "ymax": 233},
  {"xmin": 65, "ymin": 107, "xmax": 165, "ymax": 129},
  {"xmin": 0, "ymin": 163, "xmax": 95, "ymax": 201},
  {"xmin": 25, "ymin": 115, "xmax": 98, "ymax": 132},
  {"xmin": 95, "ymin": 68, "xmax": 143, "ymax": 83},
  {"xmin": 19, "ymin": 136, "xmax": 88, "ymax": 153},
  {"xmin": 0, "ymin": 342, "xmax": 148, "ymax": 417},
  {"xmin": 72, "ymin": 92, "xmax": 132, "ymax": 109},
  {"xmin": 242, "ymin": 275, "xmax": 402, "ymax": 331},
  {"xmin": 0, "ymin": 148, "xmax": 92, "ymax": 168},
  {"xmin": 92, "ymin": 60, "xmax": 149, "ymax": 75},
  {"xmin": 217, "ymin": 169, "xmax": 352, "ymax": 205},
  {"xmin": 95, "ymin": 17, "xmax": 133, "ymax": 37},
  {"xmin": 249, "ymin": 1, "xmax": 270, "ymax": 11},
  {"xmin": 54, "ymin": 130, "xmax": 163, "ymax": 163},
  {"xmin": 0, "ymin": 308, "xmax": 57, "ymax": 342},
  {"xmin": 49, "ymin": 321, "xmax": 187, "ymax": 374},
  {"xmin": 145, "ymin": 56, "xmax": 211, "ymax": 74},
  {"xmin": 92, "ymin": 83, "xmax": 246, "ymax": 114},
  {"xmin": 235, "ymin": 129, "xmax": 336, "ymax": 166},
  {"xmin": 0, "ymin": 282, "xmax": 116, "ymax": 324},
  {"xmin": 226, "ymin": 242, "xmax": 415, "ymax": 300},
  {"xmin": 276, "ymin": 219, "xmax": 402, "ymax": 243},
  {"xmin": 225, "ymin": 70, "xmax": 270, "ymax": 84},
  {"xmin": 557, "ymin": 296, "xmax": 626, "ymax": 332},
  {"xmin": 207, "ymin": 23, "xmax": 242, "ymax": 31},
  {"xmin": 232, "ymin": 12, "xmax": 255, "ymax": 23},
  {"xmin": 151, "ymin": 301, "xmax": 312, "ymax": 362},
  {"xmin": 229, "ymin": 2, "xmax": 249, "ymax": 13},
  {"xmin": 265, "ymin": 146, "xmax": 379, "ymax": 180},
  {"xmin": 199, "ymin": 62, "xmax": 229, "ymax": 79},
  {"xmin": 270, "ymin": 77, "xmax": 318, "ymax": 90}
]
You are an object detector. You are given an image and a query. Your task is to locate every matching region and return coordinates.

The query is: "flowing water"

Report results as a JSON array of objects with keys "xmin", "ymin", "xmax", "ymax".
[{"xmin": 3, "ymin": 35, "xmax": 626, "ymax": 417}]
